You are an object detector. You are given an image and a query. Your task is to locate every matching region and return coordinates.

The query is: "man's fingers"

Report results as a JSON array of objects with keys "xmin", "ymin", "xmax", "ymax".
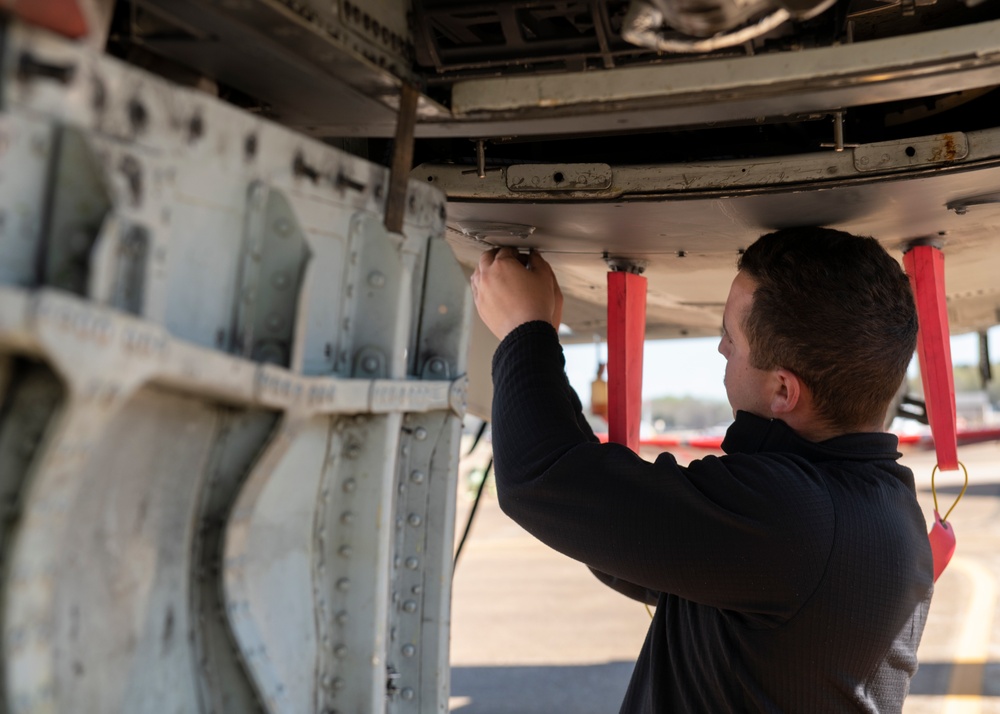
[{"xmin": 477, "ymin": 247, "xmax": 500, "ymax": 271}]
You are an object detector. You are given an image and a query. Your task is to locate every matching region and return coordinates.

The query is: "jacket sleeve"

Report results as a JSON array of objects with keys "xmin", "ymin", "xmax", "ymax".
[
  {"xmin": 588, "ymin": 567, "xmax": 660, "ymax": 606},
  {"xmin": 490, "ymin": 321, "xmax": 835, "ymax": 620}
]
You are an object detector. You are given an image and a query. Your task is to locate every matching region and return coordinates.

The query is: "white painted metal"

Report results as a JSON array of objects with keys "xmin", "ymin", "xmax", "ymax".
[{"xmin": 0, "ymin": 20, "xmax": 468, "ymax": 714}]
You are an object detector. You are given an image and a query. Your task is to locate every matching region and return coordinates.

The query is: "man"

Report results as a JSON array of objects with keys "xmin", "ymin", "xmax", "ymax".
[{"xmin": 470, "ymin": 227, "xmax": 933, "ymax": 713}]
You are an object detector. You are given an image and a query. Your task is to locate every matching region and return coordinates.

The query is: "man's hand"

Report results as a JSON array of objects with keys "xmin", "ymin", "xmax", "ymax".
[{"xmin": 470, "ymin": 248, "xmax": 564, "ymax": 341}]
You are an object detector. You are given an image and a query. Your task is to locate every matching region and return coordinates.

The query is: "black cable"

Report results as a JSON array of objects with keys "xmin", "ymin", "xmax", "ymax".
[
  {"xmin": 466, "ymin": 419, "xmax": 488, "ymax": 456},
  {"xmin": 452, "ymin": 456, "xmax": 492, "ymax": 573}
]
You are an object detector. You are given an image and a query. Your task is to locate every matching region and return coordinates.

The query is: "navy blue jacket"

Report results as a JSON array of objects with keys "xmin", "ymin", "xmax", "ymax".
[{"xmin": 490, "ymin": 321, "xmax": 933, "ymax": 713}]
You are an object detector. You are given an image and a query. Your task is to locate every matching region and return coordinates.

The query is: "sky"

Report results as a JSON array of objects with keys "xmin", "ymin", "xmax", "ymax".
[{"xmin": 562, "ymin": 327, "xmax": 1000, "ymax": 407}]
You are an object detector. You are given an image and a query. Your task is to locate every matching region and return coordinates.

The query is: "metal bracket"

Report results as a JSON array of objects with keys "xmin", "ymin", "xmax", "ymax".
[
  {"xmin": 947, "ymin": 190, "xmax": 1000, "ymax": 215},
  {"xmin": 854, "ymin": 132, "xmax": 968, "ymax": 172},
  {"xmin": 605, "ymin": 255, "xmax": 647, "ymax": 275},
  {"xmin": 40, "ymin": 126, "xmax": 113, "ymax": 297},
  {"xmin": 236, "ymin": 182, "xmax": 312, "ymax": 367},
  {"xmin": 506, "ymin": 163, "xmax": 612, "ymax": 192}
]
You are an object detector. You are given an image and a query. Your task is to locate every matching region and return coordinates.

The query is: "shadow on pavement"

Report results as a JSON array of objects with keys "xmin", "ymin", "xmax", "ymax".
[
  {"xmin": 917, "ymin": 482, "xmax": 1000, "ymax": 497},
  {"xmin": 450, "ymin": 661, "xmax": 635, "ymax": 713},
  {"xmin": 909, "ymin": 661, "xmax": 1000, "ymax": 696}
]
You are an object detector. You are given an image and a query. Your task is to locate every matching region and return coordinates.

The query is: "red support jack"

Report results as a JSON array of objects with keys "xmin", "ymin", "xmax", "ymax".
[
  {"xmin": 904, "ymin": 242, "xmax": 963, "ymax": 582},
  {"xmin": 607, "ymin": 270, "xmax": 647, "ymax": 453},
  {"xmin": 903, "ymin": 244, "xmax": 958, "ymax": 471}
]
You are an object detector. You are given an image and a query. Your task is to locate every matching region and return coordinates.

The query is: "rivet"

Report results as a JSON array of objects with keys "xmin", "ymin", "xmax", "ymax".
[
  {"xmin": 411, "ymin": 584, "xmax": 422, "ymax": 595},
  {"xmin": 342, "ymin": 478, "xmax": 356, "ymax": 493},
  {"xmin": 362, "ymin": 356, "xmax": 378, "ymax": 372},
  {"xmin": 410, "ymin": 470, "xmax": 426, "ymax": 484},
  {"xmin": 401, "ymin": 688, "xmax": 415, "ymax": 701},
  {"xmin": 408, "ymin": 514, "xmax": 422, "ymax": 527},
  {"xmin": 403, "ymin": 600, "xmax": 417, "ymax": 613},
  {"xmin": 334, "ymin": 644, "xmax": 348, "ymax": 658},
  {"xmin": 341, "ymin": 511, "xmax": 354, "ymax": 525},
  {"xmin": 335, "ymin": 611, "xmax": 349, "ymax": 625},
  {"xmin": 402, "ymin": 644, "xmax": 416, "ymax": 657},
  {"xmin": 429, "ymin": 358, "xmax": 444, "ymax": 373},
  {"xmin": 275, "ymin": 218, "xmax": 291, "ymax": 235},
  {"xmin": 332, "ymin": 677, "xmax": 345, "ymax": 691},
  {"xmin": 414, "ymin": 427, "xmax": 427, "ymax": 441},
  {"xmin": 368, "ymin": 271, "xmax": 385, "ymax": 288},
  {"xmin": 336, "ymin": 578, "xmax": 350, "ymax": 591},
  {"xmin": 338, "ymin": 545, "xmax": 352, "ymax": 558},
  {"xmin": 405, "ymin": 557, "xmax": 419, "ymax": 570}
]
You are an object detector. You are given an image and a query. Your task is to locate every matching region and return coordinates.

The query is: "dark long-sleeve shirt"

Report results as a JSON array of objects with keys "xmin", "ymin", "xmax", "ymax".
[{"xmin": 490, "ymin": 321, "xmax": 933, "ymax": 713}]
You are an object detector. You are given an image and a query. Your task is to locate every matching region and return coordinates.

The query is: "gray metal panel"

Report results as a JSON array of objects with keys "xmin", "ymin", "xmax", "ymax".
[
  {"xmin": 0, "ymin": 116, "xmax": 53, "ymax": 287},
  {"xmin": 223, "ymin": 415, "xmax": 327, "ymax": 712},
  {"xmin": 0, "ymin": 21, "xmax": 466, "ymax": 714},
  {"xmin": 429, "ymin": 126, "xmax": 1000, "ymax": 341}
]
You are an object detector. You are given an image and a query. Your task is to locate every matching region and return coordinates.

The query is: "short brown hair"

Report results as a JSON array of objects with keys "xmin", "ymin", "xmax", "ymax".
[{"xmin": 737, "ymin": 227, "xmax": 917, "ymax": 432}]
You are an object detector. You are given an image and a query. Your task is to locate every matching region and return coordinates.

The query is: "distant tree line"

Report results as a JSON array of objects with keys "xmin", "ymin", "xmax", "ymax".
[
  {"xmin": 648, "ymin": 396, "xmax": 733, "ymax": 432},
  {"xmin": 647, "ymin": 363, "xmax": 1000, "ymax": 432}
]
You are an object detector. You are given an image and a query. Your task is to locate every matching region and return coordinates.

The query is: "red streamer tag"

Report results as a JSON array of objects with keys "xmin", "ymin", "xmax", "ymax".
[{"xmin": 928, "ymin": 510, "xmax": 956, "ymax": 583}]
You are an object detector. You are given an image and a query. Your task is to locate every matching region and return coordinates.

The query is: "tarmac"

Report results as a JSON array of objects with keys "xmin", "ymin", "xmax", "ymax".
[{"xmin": 449, "ymin": 439, "xmax": 1000, "ymax": 713}]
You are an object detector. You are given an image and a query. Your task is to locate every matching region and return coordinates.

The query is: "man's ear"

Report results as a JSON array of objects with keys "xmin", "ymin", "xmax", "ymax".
[{"xmin": 769, "ymin": 369, "xmax": 802, "ymax": 416}]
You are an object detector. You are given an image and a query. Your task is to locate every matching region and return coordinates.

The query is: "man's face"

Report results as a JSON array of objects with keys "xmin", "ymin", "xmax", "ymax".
[{"xmin": 718, "ymin": 271, "xmax": 774, "ymax": 419}]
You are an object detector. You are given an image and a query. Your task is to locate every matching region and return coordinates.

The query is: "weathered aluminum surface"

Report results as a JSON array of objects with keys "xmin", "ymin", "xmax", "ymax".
[
  {"xmin": 423, "ymin": 123, "xmax": 1000, "ymax": 344},
  {"xmin": 421, "ymin": 128, "xmax": 1000, "ymax": 201},
  {"xmin": 507, "ymin": 164, "xmax": 613, "ymax": 192},
  {"xmin": 853, "ymin": 133, "xmax": 970, "ymax": 173},
  {"xmin": 448, "ymin": 20, "xmax": 1000, "ymax": 138},
  {"xmin": 0, "ymin": 21, "xmax": 468, "ymax": 714},
  {"xmin": 112, "ymin": 2, "xmax": 1000, "ymax": 139}
]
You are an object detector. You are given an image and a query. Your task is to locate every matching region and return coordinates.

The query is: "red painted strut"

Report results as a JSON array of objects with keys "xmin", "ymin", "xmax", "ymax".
[
  {"xmin": 607, "ymin": 271, "xmax": 647, "ymax": 453},
  {"xmin": 903, "ymin": 245, "xmax": 958, "ymax": 472}
]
